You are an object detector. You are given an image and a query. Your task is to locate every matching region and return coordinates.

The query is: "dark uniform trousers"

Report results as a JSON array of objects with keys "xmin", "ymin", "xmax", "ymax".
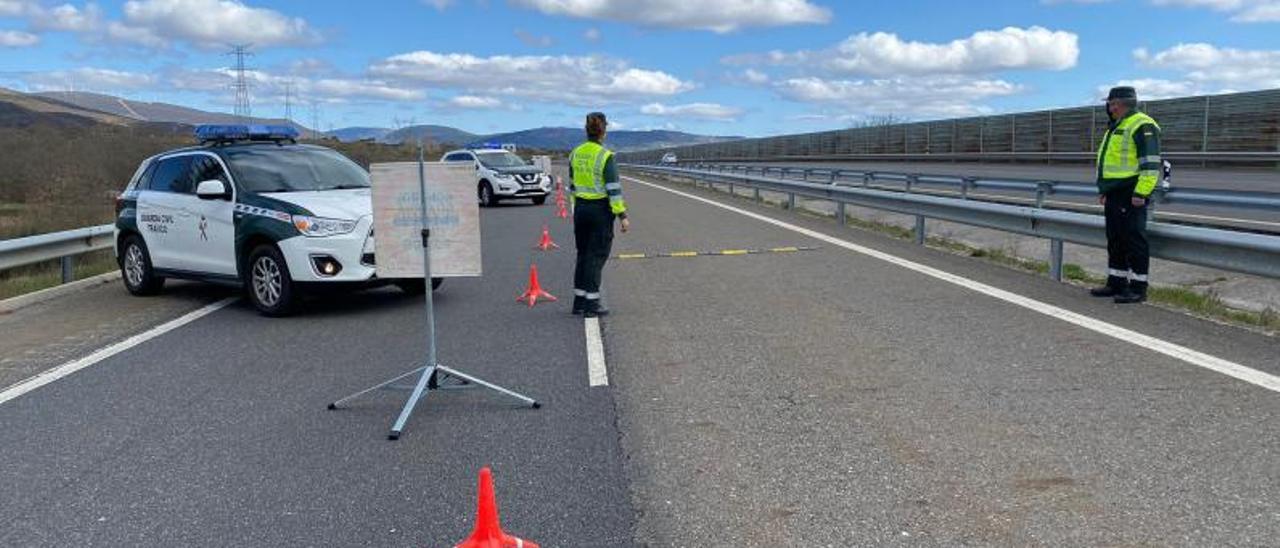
[
  {"xmin": 573, "ymin": 198, "xmax": 615, "ymax": 300},
  {"xmin": 1103, "ymin": 185, "xmax": 1150, "ymax": 292}
]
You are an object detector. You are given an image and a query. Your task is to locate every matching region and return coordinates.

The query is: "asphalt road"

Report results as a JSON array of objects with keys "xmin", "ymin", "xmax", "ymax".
[
  {"xmin": 0, "ymin": 198, "xmax": 634, "ymax": 547},
  {"xmin": 2, "ymin": 171, "xmax": 1278, "ymax": 546},
  {"xmin": 707, "ymin": 161, "xmax": 1280, "ymax": 233},
  {"xmin": 607, "ymin": 172, "xmax": 1279, "ymax": 546}
]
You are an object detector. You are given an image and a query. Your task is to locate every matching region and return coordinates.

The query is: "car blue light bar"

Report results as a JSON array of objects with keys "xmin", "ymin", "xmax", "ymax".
[
  {"xmin": 469, "ymin": 141, "xmax": 504, "ymax": 150},
  {"xmin": 195, "ymin": 124, "xmax": 300, "ymax": 143}
]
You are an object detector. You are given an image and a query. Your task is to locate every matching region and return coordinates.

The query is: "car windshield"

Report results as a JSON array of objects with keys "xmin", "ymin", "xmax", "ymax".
[
  {"xmin": 477, "ymin": 151, "xmax": 527, "ymax": 168},
  {"xmin": 222, "ymin": 146, "xmax": 371, "ymax": 193}
]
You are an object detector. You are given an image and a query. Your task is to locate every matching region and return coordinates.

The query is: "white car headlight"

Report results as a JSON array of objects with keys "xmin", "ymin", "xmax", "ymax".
[
  {"xmin": 492, "ymin": 171, "xmax": 512, "ymax": 179},
  {"xmin": 292, "ymin": 215, "xmax": 357, "ymax": 237}
]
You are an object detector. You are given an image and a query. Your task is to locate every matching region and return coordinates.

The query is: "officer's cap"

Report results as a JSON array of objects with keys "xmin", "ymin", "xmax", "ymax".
[{"xmin": 1105, "ymin": 86, "xmax": 1138, "ymax": 102}]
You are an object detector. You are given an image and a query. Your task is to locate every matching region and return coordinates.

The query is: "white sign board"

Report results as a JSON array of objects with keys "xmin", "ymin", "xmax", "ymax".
[
  {"xmin": 371, "ymin": 162, "xmax": 482, "ymax": 278},
  {"xmin": 531, "ymin": 155, "xmax": 552, "ymax": 174}
]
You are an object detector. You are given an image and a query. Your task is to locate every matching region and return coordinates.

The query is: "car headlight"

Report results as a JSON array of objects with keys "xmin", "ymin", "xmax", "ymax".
[
  {"xmin": 292, "ymin": 215, "xmax": 357, "ymax": 237},
  {"xmin": 492, "ymin": 171, "xmax": 512, "ymax": 179}
]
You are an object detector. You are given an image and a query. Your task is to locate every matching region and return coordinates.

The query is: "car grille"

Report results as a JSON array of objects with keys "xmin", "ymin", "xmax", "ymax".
[{"xmin": 516, "ymin": 173, "xmax": 539, "ymax": 183}]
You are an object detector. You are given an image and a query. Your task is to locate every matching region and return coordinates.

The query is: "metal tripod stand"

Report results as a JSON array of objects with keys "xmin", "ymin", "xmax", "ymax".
[{"xmin": 327, "ymin": 149, "xmax": 539, "ymax": 440}]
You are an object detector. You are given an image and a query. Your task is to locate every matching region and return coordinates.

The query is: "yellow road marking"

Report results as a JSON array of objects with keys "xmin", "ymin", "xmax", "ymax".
[
  {"xmin": 668, "ymin": 251, "xmax": 699, "ymax": 257},
  {"xmin": 617, "ymin": 253, "xmax": 648, "ymax": 259},
  {"xmin": 719, "ymin": 249, "xmax": 749, "ymax": 255},
  {"xmin": 770, "ymin": 246, "xmax": 799, "ymax": 253}
]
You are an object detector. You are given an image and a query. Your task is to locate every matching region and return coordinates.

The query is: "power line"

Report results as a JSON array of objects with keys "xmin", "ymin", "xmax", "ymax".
[
  {"xmin": 227, "ymin": 44, "xmax": 254, "ymax": 122},
  {"xmin": 283, "ymin": 81, "xmax": 294, "ymax": 123}
]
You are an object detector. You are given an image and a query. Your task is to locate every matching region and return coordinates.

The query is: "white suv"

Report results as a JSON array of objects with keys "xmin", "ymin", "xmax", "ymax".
[
  {"xmin": 441, "ymin": 148, "xmax": 552, "ymax": 207},
  {"xmin": 115, "ymin": 125, "xmax": 437, "ymax": 316}
]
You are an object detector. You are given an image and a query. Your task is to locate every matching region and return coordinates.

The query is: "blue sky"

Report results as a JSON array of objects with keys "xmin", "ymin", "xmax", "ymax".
[{"xmin": 2, "ymin": 0, "xmax": 1278, "ymax": 137}]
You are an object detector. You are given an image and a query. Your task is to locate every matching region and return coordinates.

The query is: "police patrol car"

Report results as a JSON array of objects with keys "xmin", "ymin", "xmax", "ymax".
[
  {"xmin": 115, "ymin": 124, "xmax": 436, "ymax": 316},
  {"xmin": 441, "ymin": 145, "xmax": 552, "ymax": 207}
]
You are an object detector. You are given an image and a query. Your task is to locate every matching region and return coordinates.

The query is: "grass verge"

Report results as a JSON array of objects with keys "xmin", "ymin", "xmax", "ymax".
[{"xmin": 0, "ymin": 251, "xmax": 118, "ymax": 301}]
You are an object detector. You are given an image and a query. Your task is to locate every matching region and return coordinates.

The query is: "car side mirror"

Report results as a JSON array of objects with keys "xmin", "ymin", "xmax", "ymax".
[{"xmin": 196, "ymin": 179, "xmax": 231, "ymax": 200}]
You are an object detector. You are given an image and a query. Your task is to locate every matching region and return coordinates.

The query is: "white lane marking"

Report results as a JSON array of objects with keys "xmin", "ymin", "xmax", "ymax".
[
  {"xmin": 625, "ymin": 175, "xmax": 1280, "ymax": 394},
  {"xmin": 585, "ymin": 317, "xmax": 609, "ymax": 387},
  {"xmin": 0, "ymin": 298, "xmax": 237, "ymax": 406}
]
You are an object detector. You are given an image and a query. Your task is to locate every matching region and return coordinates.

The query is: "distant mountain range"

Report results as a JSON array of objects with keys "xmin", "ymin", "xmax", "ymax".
[
  {"xmin": 4, "ymin": 89, "xmax": 740, "ymax": 152},
  {"xmin": 371, "ymin": 124, "xmax": 738, "ymax": 152}
]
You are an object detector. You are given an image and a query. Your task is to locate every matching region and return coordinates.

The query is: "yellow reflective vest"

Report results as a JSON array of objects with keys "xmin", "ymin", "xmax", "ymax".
[
  {"xmin": 1096, "ymin": 111, "xmax": 1161, "ymax": 197},
  {"xmin": 570, "ymin": 141, "xmax": 626, "ymax": 215}
]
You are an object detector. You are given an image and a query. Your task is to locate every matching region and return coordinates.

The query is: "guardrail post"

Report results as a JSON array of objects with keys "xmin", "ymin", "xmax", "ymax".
[
  {"xmin": 788, "ymin": 192, "xmax": 796, "ymax": 210},
  {"xmin": 753, "ymin": 187, "xmax": 761, "ymax": 202},
  {"xmin": 61, "ymin": 256, "xmax": 74, "ymax": 284},
  {"xmin": 906, "ymin": 175, "xmax": 918, "ymax": 193},
  {"xmin": 1049, "ymin": 239, "xmax": 1064, "ymax": 281},
  {"xmin": 1035, "ymin": 181, "xmax": 1051, "ymax": 208},
  {"xmin": 960, "ymin": 177, "xmax": 974, "ymax": 200},
  {"xmin": 914, "ymin": 216, "xmax": 926, "ymax": 245},
  {"xmin": 862, "ymin": 173, "xmax": 872, "ymax": 187},
  {"xmin": 837, "ymin": 202, "xmax": 847, "ymax": 225}
]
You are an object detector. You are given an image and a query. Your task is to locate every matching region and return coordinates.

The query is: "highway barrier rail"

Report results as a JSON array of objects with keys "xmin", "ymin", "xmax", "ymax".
[
  {"xmin": 684, "ymin": 162, "xmax": 1280, "ymax": 215},
  {"xmin": 623, "ymin": 164, "xmax": 1280, "ymax": 281},
  {"xmin": 0, "ymin": 224, "xmax": 115, "ymax": 284}
]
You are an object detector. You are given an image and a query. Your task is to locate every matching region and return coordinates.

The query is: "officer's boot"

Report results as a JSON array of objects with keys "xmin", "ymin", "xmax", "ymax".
[
  {"xmin": 583, "ymin": 299, "xmax": 609, "ymax": 318},
  {"xmin": 1114, "ymin": 281, "xmax": 1148, "ymax": 304},
  {"xmin": 1090, "ymin": 276, "xmax": 1128, "ymax": 298},
  {"xmin": 571, "ymin": 295, "xmax": 586, "ymax": 315}
]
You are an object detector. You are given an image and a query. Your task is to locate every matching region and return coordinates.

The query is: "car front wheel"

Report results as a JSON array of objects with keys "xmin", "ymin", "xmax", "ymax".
[
  {"xmin": 120, "ymin": 235, "xmax": 164, "ymax": 296},
  {"xmin": 478, "ymin": 182, "xmax": 497, "ymax": 207},
  {"xmin": 247, "ymin": 245, "xmax": 296, "ymax": 316}
]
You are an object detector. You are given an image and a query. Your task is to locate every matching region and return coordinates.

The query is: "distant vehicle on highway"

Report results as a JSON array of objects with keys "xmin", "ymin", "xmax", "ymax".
[
  {"xmin": 441, "ymin": 146, "xmax": 552, "ymax": 207},
  {"xmin": 661, "ymin": 152, "xmax": 678, "ymax": 164},
  {"xmin": 114, "ymin": 124, "xmax": 438, "ymax": 316}
]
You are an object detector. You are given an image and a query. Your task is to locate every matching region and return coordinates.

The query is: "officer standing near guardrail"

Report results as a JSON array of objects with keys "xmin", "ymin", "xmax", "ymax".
[
  {"xmin": 569, "ymin": 112, "xmax": 629, "ymax": 317},
  {"xmin": 1091, "ymin": 86, "xmax": 1161, "ymax": 304}
]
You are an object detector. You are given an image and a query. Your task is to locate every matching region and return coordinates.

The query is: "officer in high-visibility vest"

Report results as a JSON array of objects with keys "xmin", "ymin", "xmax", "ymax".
[
  {"xmin": 569, "ymin": 112, "xmax": 629, "ymax": 317},
  {"xmin": 1090, "ymin": 86, "xmax": 1161, "ymax": 304}
]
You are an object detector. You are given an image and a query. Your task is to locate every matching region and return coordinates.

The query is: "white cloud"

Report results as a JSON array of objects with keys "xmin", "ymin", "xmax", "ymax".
[
  {"xmin": 1096, "ymin": 78, "xmax": 1199, "ymax": 100},
  {"xmin": 640, "ymin": 102, "xmax": 741, "ymax": 121},
  {"xmin": 775, "ymin": 76, "xmax": 1021, "ymax": 119},
  {"xmin": 448, "ymin": 95, "xmax": 504, "ymax": 109},
  {"xmin": 24, "ymin": 67, "xmax": 157, "ymax": 91},
  {"xmin": 109, "ymin": 0, "xmax": 320, "ymax": 49},
  {"xmin": 31, "ymin": 3, "xmax": 101, "ymax": 32},
  {"xmin": 727, "ymin": 26, "xmax": 1079, "ymax": 76},
  {"xmin": 741, "ymin": 68, "xmax": 769, "ymax": 84},
  {"xmin": 1151, "ymin": 0, "xmax": 1280, "ymax": 21},
  {"xmin": 369, "ymin": 51, "xmax": 693, "ymax": 105},
  {"xmin": 158, "ymin": 67, "xmax": 425, "ymax": 103},
  {"xmin": 422, "ymin": 0, "xmax": 455, "ymax": 9},
  {"xmin": 514, "ymin": 28, "xmax": 553, "ymax": 48},
  {"xmin": 0, "ymin": 29, "xmax": 38, "ymax": 46},
  {"xmin": 583, "ymin": 27, "xmax": 600, "ymax": 42},
  {"xmin": 509, "ymin": 0, "xmax": 831, "ymax": 33},
  {"xmin": 0, "ymin": 0, "xmax": 38, "ymax": 17},
  {"xmin": 1135, "ymin": 43, "xmax": 1280, "ymax": 88}
]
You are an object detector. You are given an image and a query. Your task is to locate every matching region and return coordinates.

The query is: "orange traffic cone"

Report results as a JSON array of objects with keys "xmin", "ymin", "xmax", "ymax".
[
  {"xmin": 516, "ymin": 264, "xmax": 557, "ymax": 307},
  {"xmin": 555, "ymin": 200, "xmax": 569, "ymax": 219},
  {"xmin": 535, "ymin": 224, "xmax": 559, "ymax": 251},
  {"xmin": 454, "ymin": 467, "xmax": 539, "ymax": 548}
]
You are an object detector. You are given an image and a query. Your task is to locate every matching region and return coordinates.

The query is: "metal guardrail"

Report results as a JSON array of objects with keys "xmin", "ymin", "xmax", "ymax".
[
  {"xmin": 684, "ymin": 162, "xmax": 1280, "ymax": 215},
  {"xmin": 0, "ymin": 224, "xmax": 115, "ymax": 284},
  {"xmin": 669, "ymin": 151, "xmax": 1280, "ymax": 164},
  {"xmin": 624, "ymin": 164, "xmax": 1280, "ymax": 280}
]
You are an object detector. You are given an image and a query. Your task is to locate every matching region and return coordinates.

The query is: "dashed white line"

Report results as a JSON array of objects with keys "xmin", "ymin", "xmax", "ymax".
[
  {"xmin": 625, "ymin": 175, "xmax": 1280, "ymax": 394},
  {"xmin": 585, "ymin": 317, "xmax": 609, "ymax": 387},
  {"xmin": 0, "ymin": 298, "xmax": 237, "ymax": 406}
]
